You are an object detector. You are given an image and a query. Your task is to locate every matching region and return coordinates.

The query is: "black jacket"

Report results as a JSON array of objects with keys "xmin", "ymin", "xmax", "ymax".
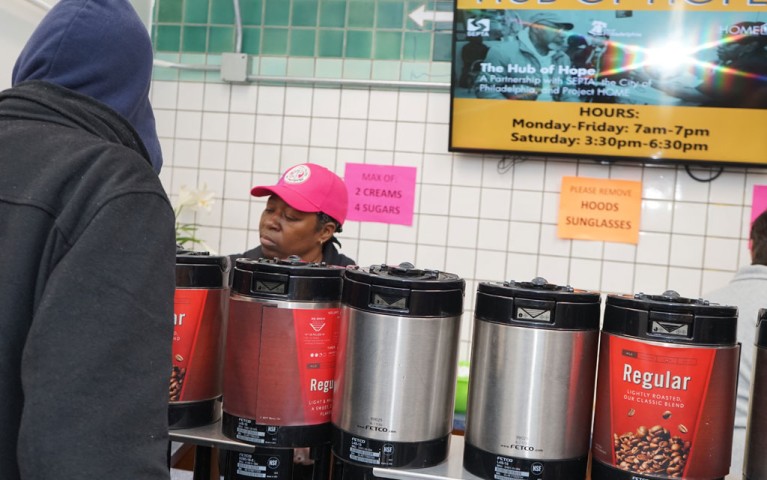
[{"xmin": 0, "ymin": 81, "xmax": 175, "ymax": 479}]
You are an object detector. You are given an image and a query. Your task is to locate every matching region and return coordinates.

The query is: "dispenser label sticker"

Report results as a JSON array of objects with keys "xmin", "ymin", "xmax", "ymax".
[
  {"xmin": 231, "ymin": 451, "xmax": 285, "ymax": 479},
  {"xmin": 170, "ymin": 289, "xmax": 208, "ymax": 401},
  {"xmin": 293, "ymin": 308, "xmax": 341, "ymax": 424},
  {"xmin": 233, "ymin": 417, "xmax": 267, "ymax": 444},
  {"xmin": 493, "ymin": 456, "xmax": 545, "ymax": 480},
  {"xmin": 348, "ymin": 437, "xmax": 382, "ymax": 465}
]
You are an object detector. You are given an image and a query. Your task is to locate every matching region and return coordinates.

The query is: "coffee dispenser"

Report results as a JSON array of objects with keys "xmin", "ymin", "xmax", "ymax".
[
  {"xmin": 591, "ymin": 291, "xmax": 739, "ymax": 480},
  {"xmin": 331, "ymin": 263, "xmax": 465, "ymax": 478},
  {"xmin": 463, "ymin": 277, "xmax": 601, "ymax": 480},
  {"xmin": 169, "ymin": 250, "xmax": 230, "ymax": 429},
  {"xmin": 744, "ymin": 308, "xmax": 767, "ymax": 479},
  {"xmin": 222, "ymin": 257, "xmax": 344, "ymax": 480}
]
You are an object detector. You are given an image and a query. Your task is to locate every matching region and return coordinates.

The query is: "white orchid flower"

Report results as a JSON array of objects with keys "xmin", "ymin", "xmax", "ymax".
[
  {"xmin": 173, "ymin": 184, "xmax": 216, "ymax": 248},
  {"xmin": 176, "ymin": 185, "xmax": 198, "ymax": 210},
  {"xmin": 176, "ymin": 184, "xmax": 215, "ymax": 212},
  {"xmin": 194, "ymin": 183, "xmax": 215, "ymax": 213}
]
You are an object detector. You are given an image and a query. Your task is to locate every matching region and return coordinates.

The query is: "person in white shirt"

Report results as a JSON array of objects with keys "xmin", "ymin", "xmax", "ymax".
[{"xmin": 705, "ymin": 209, "xmax": 767, "ymax": 476}]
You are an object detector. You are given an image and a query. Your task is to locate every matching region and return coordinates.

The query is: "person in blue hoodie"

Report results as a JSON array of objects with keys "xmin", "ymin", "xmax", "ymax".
[{"xmin": 0, "ymin": 1, "xmax": 174, "ymax": 479}]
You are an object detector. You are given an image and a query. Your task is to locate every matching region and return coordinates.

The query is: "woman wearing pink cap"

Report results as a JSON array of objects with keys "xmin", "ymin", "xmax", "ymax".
[{"xmin": 231, "ymin": 163, "xmax": 355, "ymax": 267}]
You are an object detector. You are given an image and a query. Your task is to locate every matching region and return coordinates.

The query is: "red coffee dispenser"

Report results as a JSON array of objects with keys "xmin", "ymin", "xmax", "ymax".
[
  {"xmin": 222, "ymin": 257, "xmax": 344, "ymax": 480},
  {"xmin": 591, "ymin": 291, "xmax": 739, "ymax": 480},
  {"xmin": 169, "ymin": 250, "xmax": 231, "ymax": 429}
]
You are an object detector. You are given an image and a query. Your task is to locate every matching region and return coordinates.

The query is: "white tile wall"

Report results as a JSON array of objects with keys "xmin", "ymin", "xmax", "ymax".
[
  {"xmin": 571, "ymin": 239, "xmax": 603, "ymax": 260},
  {"xmin": 601, "ymin": 261, "xmax": 636, "ymax": 295},
  {"xmin": 673, "ymin": 202, "xmax": 707, "ymax": 235},
  {"xmin": 313, "ymin": 88, "xmax": 341, "ymax": 117},
  {"xmin": 641, "ymin": 200, "xmax": 672, "ymax": 232},
  {"xmin": 155, "ymin": 80, "xmax": 765, "ymax": 361},
  {"xmin": 508, "ymin": 221, "xmax": 541, "ymax": 254},
  {"xmin": 226, "ymin": 143, "xmax": 254, "ymax": 171},
  {"xmin": 369, "ymin": 91, "xmax": 399, "ymax": 121},
  {"xmin": 230, "ymin": 84, "xmax": 259, "ymax": 114},
  {"xmin": 634, "ymin": 264, "xmax": 669, "ymax": 294},
  {"xmin": 707, "ymin": 204, "xmax": 743, "ymax": 238},
  {"xmin": 506, "ymin": 253, "xmax": 539, "ymax": 281},
  {"xmin": 603, "ymin": 242, "xmax": 636, "ymax": 263}
]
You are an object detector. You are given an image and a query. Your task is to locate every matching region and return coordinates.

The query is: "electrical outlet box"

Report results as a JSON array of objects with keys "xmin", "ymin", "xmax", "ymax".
[{"xmin": 221, "ymin": 52, "xmax": 250, "ymax": 83}]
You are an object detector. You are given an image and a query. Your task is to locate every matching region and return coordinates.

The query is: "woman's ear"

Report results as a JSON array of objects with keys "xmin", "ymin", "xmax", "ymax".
[{"xmin": 318, "ymin": 221, "xmax": 337, "ymax": 244}]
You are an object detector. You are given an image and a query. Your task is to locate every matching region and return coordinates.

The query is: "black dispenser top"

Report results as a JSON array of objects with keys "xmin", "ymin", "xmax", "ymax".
[
  {"xmin": 605, "ymin": 290, "xmax": 738, "ymax": 346},
  {"xmin": 475, "ymin": 277, "xmax": 601, "ymax": 330},
  {"xmin": 342, "ymin": 262, "xmax": 465, "ymax": 317},
  {"xmin": 231, "ymin": 256, "xmax": 344, "ymax": 301},
  {"xmin": 176, "ymin": 250, "xmax": 231, "ymax": 288}
]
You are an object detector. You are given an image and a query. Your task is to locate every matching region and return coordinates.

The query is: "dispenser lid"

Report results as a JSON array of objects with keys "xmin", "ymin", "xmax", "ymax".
[
  {"xmin": 231, "ymin": 256, "xmax": 344, "ymax": 301},
  {"xmin": 758, "ymin": 309, "xmax": 767, "ymax": 348},
  {"xmin": 342, "ymin": 262, "xmax": 465, "ymax": 317},
  {"xmin": 344, "ymin": 262, "xmax": 464, "ymax": 290},
  {"xmin": 475, "ymin": 277, "xmax": 601, "ymax": 330},
  {"xmin": 176, "ymin": 249, "xmax": 231, "ymax": 288},
  {"xmin": 605, "ymin": 291, "xmax": 738, "ymax": 346}
]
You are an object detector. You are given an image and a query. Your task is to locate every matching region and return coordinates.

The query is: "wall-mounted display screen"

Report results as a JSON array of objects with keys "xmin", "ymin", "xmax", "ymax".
[{"xmin": 449, "ymin": 0, "xmax": 767, "ymax": 168}]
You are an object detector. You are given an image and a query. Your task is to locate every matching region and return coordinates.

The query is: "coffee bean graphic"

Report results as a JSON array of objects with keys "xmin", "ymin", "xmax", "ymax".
[
  {"xmin": 169, "ymin": 365, "xmax": 186, "ymax": 401},
  {"xmin": 613, "ymin": 425, "xmax": 690, "ymax": 477}
]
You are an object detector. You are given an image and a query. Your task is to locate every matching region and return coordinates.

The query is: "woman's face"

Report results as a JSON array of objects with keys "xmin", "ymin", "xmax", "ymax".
[{"xmin": 258, "ymin": 195, "xmax": 328, "ymax": 262}]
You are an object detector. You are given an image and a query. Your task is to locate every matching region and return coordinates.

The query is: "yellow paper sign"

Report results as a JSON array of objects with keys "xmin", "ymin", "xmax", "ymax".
[{"xmin": 558, "ymin": 177, "xmax": 642, "ymax": 244}]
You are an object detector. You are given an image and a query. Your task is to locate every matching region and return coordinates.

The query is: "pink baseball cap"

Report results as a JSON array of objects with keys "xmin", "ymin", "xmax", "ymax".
[{"xmin": 251, "ymin": 163, "xmax": 349, "ymax": 225}]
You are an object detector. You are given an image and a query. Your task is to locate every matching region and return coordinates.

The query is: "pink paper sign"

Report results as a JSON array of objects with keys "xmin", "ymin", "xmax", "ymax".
[
  {"xmin": 344, "ymin": 163, "xmax": 416, "ymax": 226},
  {"xmin": 752, "ymin": 185, "xmax": 767, "ymax": 224}
]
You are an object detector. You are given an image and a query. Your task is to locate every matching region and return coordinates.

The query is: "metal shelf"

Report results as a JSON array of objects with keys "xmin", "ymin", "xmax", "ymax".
[
  {"xmin": 168, "ymin": 411, "xmax": 254, "ymax": 480},
  {"xmin": 373, "ymin": 436, "xmax": 482, "ymax": 480},
  {"xmin": 169, "ymin": 418, "xmax": 255, "ymax": 454}
]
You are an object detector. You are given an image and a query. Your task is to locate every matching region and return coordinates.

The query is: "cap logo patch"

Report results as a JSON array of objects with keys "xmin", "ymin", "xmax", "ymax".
[{"xmin": 283, "ymin": 165, "xmax": 311, "ymax": 184}]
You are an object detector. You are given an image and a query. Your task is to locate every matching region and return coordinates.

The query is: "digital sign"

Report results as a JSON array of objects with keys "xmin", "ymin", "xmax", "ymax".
[{"xmin": 450, "ymin": 0, "xmax": 767, "ymax": 167}]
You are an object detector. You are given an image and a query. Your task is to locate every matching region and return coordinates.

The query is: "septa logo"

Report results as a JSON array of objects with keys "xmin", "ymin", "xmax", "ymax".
[{"xmin": 467, "ymin": 18, "xmax": 490, "ymax": 37}]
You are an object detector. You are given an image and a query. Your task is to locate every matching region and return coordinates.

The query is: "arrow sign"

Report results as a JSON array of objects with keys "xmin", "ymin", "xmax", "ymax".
[{"xmin": 408, "ymin": 5, "xmax": 454, "ymax": 27}]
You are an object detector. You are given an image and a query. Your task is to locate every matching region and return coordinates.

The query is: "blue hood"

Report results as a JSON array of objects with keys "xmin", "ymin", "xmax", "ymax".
[{"xmin": 12, "ymin": 0, "xmax": 163, "ymax": 173}]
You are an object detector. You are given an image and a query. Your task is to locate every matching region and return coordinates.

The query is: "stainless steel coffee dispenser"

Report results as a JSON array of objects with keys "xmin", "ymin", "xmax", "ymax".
[
  {"xmin": 744, "ymin": 308, "xmax": 767, "ymax": 479},
  {"xmin": 331, "ymin": 263, "xmax": 465, "ymax": 478},
  {"xmin": 463, "ymin": 277, "xmax": 601, "ymax": 480}
]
